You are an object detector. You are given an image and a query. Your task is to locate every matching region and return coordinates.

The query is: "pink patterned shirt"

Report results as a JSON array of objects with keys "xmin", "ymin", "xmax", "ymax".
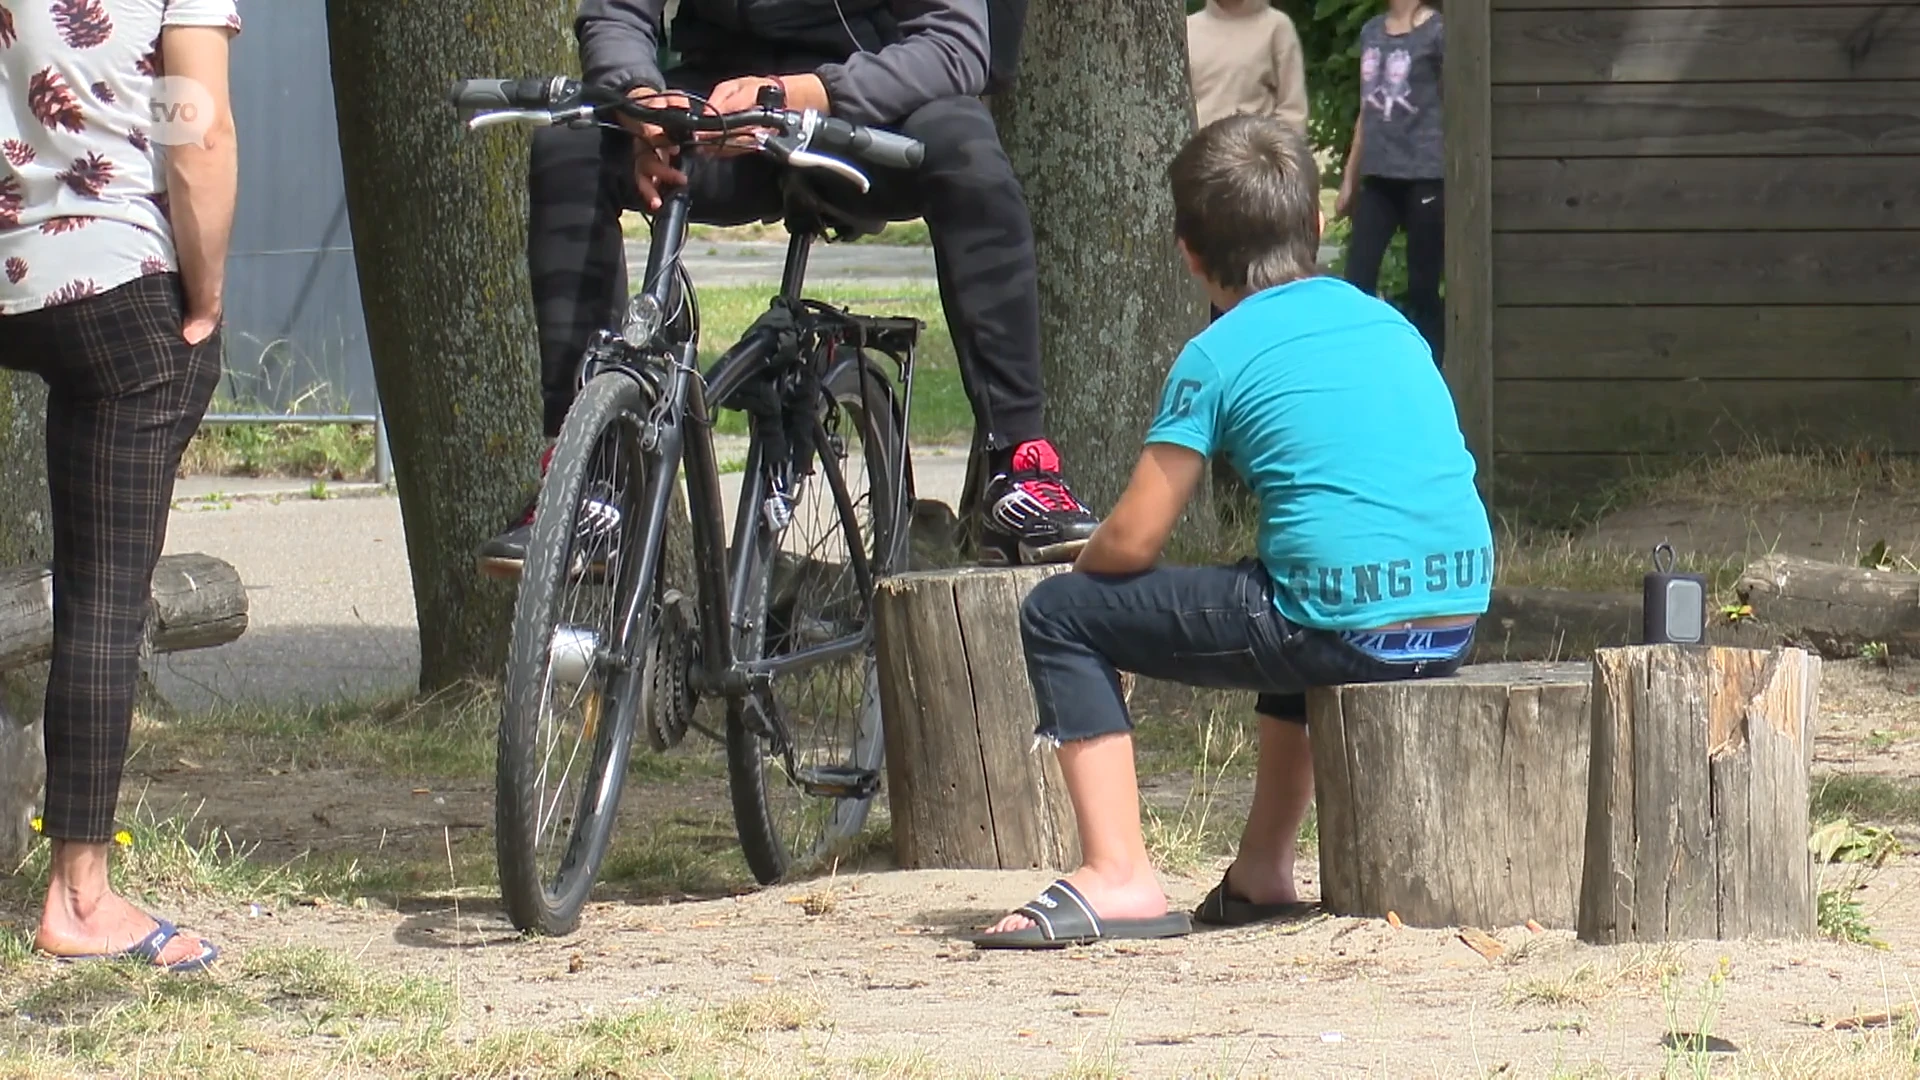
[{"xmin": 0, "ymin": 0, "xmax": 241, "ymax": 315}]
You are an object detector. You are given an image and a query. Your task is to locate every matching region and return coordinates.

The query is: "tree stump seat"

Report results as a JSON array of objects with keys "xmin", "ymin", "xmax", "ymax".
[{"xmin": 1307, "ymin": 661, "xmax": 1595, "ymax": 930}]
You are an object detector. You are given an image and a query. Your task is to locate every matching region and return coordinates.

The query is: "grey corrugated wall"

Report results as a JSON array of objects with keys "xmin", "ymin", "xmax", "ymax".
[{"xmin": 218, "ymin": 1, "xmax": 374, "ymax": 417}]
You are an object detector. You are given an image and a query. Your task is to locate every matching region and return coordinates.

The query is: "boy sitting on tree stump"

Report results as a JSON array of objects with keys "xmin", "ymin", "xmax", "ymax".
[{"xmin": 975, "ymin": 114, "xmax": 1494, "ymax": 949}]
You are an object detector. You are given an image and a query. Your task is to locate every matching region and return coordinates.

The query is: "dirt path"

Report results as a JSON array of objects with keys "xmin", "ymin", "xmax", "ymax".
[
  {"xmin": 101, "ymin": 659, "xmax": 1919, "ymax": 1077},
  {"xmin": 154, "ymin": 856, "xmax": 1920, "ymax": 1077}
]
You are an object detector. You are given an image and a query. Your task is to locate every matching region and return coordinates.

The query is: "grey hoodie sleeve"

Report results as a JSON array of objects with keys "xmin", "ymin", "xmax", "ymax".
[
  {"xmin": 577, "ymin": 0, "xmax": 669, "ymax": 95},
  {"xmin": 817, "ymin": 0, "xmax": 991, "ymax": 127}
]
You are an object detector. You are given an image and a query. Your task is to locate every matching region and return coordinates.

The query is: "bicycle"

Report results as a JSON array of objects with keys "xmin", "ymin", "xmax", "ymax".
[{"xmin": 452, "ymin": 76, "xmax": 926, "ymax": 935}]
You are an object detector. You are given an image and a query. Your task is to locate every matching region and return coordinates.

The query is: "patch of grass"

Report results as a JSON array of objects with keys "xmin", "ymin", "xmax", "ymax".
[
  {"xmin": 1493, "ymin": 516, "xmax": 1747, "ymax": 598},
  {"xmin": 1141, "ymin": 707, "xmax": 1252, "ymax": 874},
  {"xmin": 647, "ymin": 219, "xmax": 932, "ymax": 247},
  {"xmin": 1504, "ymin": 946, "xmax": 1687, "ymax": 1008},
  {"xmin": 4, "ymin": 796, "xmax": 330, "ymax": 910},
  {"xmin": 148, "ymin": 687, "xmax": 500, "ymax": 780},
  {"xmin": 1813, "ymin": 775, "xmax": 1920, "ymax": 826},
  {"xmin": 1810, "ymin": 818, "xmax": 1902, "ymax": 949},
  {"xmin": 182, "ymin": 420, "xmax": 376, "ymax": 481},
  {"xmin": 685, "ymin": 283, "xmax": 970, "ymax": 446},
  {"xmin": 597, "ymin": 808, "xmax": 752, "ymax": 899},
  {"xmin": 241, "ymin": 946, "xmax": 453, "ymax": 1025}
]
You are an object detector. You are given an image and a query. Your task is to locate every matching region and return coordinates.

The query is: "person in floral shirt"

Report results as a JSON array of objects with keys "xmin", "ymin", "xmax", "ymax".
[{"xmin": 0, "ymin": 0, "xmax": 239, "ymax": 972}]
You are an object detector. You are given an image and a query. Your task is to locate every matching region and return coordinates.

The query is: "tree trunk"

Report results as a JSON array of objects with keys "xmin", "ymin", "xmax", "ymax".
[
  {"xmin": 325, "ymin": 2, "xmax": 572, "ymax": 691},
  {"xmin": 876, "ymin": 565, "xmax": 1081, "ymax": 872},
  {"xmin": 991, "ymin": 0, "xmax": 1209, "ymax": 518},
  {"xmin": 1579, "ymin": 645, "xmax": 1818, "ymax": 944},
  {"xmin": 0, "ymin": 370, "xmax": 51, "ymax": 864}
]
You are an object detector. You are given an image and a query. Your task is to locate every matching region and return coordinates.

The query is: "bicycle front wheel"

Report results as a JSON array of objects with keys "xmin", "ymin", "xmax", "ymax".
[
  {"xmin": 498, "ymin": 371, "xmax": 657, "ymax": 935},
  {"xmin": 727, "ymin": 354, "xmax": 910, "ymax": 885}
]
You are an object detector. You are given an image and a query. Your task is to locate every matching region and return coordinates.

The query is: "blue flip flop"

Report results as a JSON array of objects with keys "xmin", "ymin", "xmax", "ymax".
[{"xmin": 56, "ymin": 917, "xmax": 219, "ymax": 974}]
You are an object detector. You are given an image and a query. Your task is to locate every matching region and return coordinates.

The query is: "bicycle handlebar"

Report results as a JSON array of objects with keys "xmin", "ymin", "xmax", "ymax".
[{"xmin": 448, "ymin": 77, "xmax": 925, "ymax": 173}]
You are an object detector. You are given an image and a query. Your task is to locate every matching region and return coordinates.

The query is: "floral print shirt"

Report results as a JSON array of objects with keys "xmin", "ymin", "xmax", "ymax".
[{"xmin": 0, "ymin": 0, "xmax": 241, "ymax": 315}]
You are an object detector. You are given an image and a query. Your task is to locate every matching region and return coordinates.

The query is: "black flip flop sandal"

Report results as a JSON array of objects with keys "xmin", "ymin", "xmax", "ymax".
[
  {"xmin": 1192, "ymin": 871, "xmax": 1319, "ymax": 927},
  {"xmin": 971, "ymin": 879, "xmax": 1192, "ymax": 950}
]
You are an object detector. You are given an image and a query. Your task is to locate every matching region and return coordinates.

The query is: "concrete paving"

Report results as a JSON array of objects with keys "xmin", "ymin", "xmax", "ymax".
[{"xmin": 156, "ymin": 446, "xmax": 972, "ymax": 710}]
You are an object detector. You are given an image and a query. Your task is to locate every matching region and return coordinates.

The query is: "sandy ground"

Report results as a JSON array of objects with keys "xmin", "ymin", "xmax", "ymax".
[{"xmin": 108, "ymin": 659, "xmax": 1920, "ymax": 1078}]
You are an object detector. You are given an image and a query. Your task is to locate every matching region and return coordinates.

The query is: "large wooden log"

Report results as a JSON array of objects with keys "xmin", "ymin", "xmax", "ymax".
[
  {"xmin": 875, "ymin": 565, "xmax": 1080, "ymax": 872},
  {"xmin": 1737, "ymin": 554, "xmax": 1920, "ymax": 659},
  {"xmin": 1579, "ymin": 645, "xmax": 1818, "ymax": 945},
  {"xmin": 0, "ymin": 553, "xmax": 249, "ymax": 673},
  {"xmin": 1308, "ymin": 662, "xmax": 1593, "ymax": 929}
]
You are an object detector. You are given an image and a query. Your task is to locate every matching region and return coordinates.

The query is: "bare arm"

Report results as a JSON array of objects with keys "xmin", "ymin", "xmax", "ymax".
[
  {"xmin": 1074, "ymin": 444, "xmax": 1207, "ymax": 576},
  {"xmin": 1336, "ymin": 111, "xmax": 1363, "ymax": 217},
  {"xmin": 161, "ymin": 25, "xmax": 237, "ymax": 345}
]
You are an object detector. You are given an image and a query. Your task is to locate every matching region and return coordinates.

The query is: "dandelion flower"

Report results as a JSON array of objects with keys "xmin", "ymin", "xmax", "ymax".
[{"xmin": 113, "ymin": 829, "xmax": 132, "ymax": 847}]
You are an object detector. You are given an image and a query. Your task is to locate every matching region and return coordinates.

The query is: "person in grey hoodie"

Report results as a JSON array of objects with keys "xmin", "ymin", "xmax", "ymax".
[{"xmin": 478, "ymin": 0, "xmax": 1100, "ymax": 573}]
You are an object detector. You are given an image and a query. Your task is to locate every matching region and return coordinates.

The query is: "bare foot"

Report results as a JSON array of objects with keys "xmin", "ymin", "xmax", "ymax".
[
  {"xmin": 981, "ymin": 865, "xmax": 1168, "ymax": 937},
  {"xmin": 37, "ymin": 887, "xmax": 212, "ymax": 968},
  {"xmin": 1218, "ymin": 860, "xmax": 1301, "ymax": 907}
]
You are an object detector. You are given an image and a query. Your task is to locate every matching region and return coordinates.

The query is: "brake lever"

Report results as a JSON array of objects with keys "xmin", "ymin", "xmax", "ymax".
[
  {"xmin": 467, "ymin": 109, "xmax": 553, "ymax": 131},
  {"xmin": 788, "ymin": 149, "xmax": 871, "ymax": 194}
]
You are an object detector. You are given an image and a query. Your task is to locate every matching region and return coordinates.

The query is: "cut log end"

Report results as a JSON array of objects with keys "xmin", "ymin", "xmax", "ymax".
[{"xmin": 1, "ymin": 552, "xmax": 249, "ymax": 674}]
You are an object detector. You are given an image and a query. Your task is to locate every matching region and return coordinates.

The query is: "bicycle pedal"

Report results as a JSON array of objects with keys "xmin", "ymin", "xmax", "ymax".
[{"xmin": 797, "ymin": 766, "xmax": 880, "ymax": 800}]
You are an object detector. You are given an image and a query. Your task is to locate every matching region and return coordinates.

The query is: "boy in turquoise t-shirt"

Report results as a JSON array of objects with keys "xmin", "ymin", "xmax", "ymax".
[{"xmin": 976, "ymin": 114, "xmax": 1494, "ymax": 949}]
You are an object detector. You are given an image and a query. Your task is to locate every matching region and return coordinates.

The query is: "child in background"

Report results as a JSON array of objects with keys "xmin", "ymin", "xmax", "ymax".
[{"xmin": 975, "ymin": 114, "xmax": 1491, "ymax": 949}]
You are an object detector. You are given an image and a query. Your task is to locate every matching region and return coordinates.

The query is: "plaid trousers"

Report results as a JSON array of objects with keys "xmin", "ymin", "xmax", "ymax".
[{"xmin": 0, "ymin": 273, "xmax": 220, "ymax": 843}]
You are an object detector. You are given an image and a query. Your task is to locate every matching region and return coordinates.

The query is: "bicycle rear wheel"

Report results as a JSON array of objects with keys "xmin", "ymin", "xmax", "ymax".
[
  {"xmin": 727, "ymin": 354, "xmax": 910, "ymax": 885},
  {"xmin": 497, "ymin": 372, "xmax": 657, "ymax": 935}
]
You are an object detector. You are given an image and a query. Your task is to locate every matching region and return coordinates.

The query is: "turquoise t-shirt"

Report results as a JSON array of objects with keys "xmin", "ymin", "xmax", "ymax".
[{"xmin": 1146, "ymin": 276, "xmax": 1494, "ymax": 630}]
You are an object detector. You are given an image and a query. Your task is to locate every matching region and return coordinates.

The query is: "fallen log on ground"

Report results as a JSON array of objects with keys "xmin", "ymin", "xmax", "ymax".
[
  {"xmin": 0, "ymin": 553, "xmax": 249, "ymax": 673},
  {"xmin": 1737, "ymin": 554, "xmax": 1920, "ymax": 659}
]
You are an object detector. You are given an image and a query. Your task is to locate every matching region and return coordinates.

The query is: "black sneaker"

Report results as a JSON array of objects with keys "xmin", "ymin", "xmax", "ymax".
[
  {"xmin": 980, "ymin": 439, "xmax": 1100, "ymax": 566},
  {"xmin": 477, "ymin": 497, "xmax": 538, "ymax": 580}
]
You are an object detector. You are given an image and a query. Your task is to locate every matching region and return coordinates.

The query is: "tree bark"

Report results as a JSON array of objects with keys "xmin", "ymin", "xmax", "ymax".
[
  {"xmin": 325, "ymin": 2, "xmax": 572, "ymax": 691},
  {"xmin": 0, "ymin": 370, "xmax": 51, "ymax": 864},
  {"xmin": 991, "ymin": 0, "xmax": 1209, "ymax": 518},
  {"xmin": 1579, "ymin": 645, "xmax": 1818, "ymax": 944}
]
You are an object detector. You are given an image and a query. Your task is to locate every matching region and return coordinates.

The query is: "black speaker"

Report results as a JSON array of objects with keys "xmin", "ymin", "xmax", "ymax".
[{"xmin": 1643, "ymin": 543, "xmax": 1707, "ymax": 646}]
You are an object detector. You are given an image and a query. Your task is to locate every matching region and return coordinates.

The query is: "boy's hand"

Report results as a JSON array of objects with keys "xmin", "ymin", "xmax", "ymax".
[{"xmin": 1074, "ymin": 444, "xmax": 1206, "ymax": 576}]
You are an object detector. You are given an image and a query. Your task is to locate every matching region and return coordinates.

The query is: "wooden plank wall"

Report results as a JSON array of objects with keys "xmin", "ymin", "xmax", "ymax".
[{"xmin": 1483, "ymin": 0, "xmax": 1920, "ymax": 497}]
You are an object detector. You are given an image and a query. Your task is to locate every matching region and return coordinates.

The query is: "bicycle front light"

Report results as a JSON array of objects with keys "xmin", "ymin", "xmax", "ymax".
[{"xmin": 622, "ymin": 293, "xmax": 664, "ymax": 347}]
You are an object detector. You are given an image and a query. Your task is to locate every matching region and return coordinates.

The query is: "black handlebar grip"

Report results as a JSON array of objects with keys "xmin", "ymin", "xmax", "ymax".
[
  {"xmin": 851, "ymin": 126, "xmax": 925, "ymax": 170},
  {"xmin": 814, "ymin": 118, "xmax": 925, "ymax": 171},
  {"xmin": 448, "ymin": 78, "xmax": 554, "ymax": 111}
]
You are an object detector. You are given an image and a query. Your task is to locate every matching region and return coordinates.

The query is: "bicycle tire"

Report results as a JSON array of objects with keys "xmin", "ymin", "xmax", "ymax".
[
  {"xmin": 498, "ymin": 371, "xmax": 656, "ymax": 935},
  {"xmin": 727, "ymin": 353, "xmax": 910, "ymax": 885}
]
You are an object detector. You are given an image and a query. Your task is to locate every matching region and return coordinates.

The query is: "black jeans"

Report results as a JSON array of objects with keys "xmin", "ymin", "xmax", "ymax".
[
  {"xmin": 526, "ymin": 69, "xmax": 1046, "ymax": 445},
  {"xmin": 0, "ymin": 275, "xmax": 220, "ymax": 842},
  {"xmin": 1019, "ymin": 560, "xmax": 1469, "ymax": 743},
  {"xmin": 1343, "ymin": 175, "xmax": 1444, "ymax": 368}
]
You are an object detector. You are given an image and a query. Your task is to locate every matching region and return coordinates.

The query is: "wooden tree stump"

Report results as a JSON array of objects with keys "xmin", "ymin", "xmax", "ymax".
[
  {"xmin": 1308, "ymin": 662, "xmax": 1593, "ymax": 929},
  {"xmin": 0, "ymin": 553, "xmax": 250, "ymax": 673},
  {"xmin": 875, "ymin": 565, "xmax": 1080, "ymax": 871},
  {"xmin": 1579, "ymin": 645, "xmax": 1818, "ymax": 944}
]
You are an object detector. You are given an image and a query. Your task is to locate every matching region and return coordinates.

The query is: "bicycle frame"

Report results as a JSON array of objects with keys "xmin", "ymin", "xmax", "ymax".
[{"xmin": 604, "ymin": 185, "xmax": 915, "ymax": 709}]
